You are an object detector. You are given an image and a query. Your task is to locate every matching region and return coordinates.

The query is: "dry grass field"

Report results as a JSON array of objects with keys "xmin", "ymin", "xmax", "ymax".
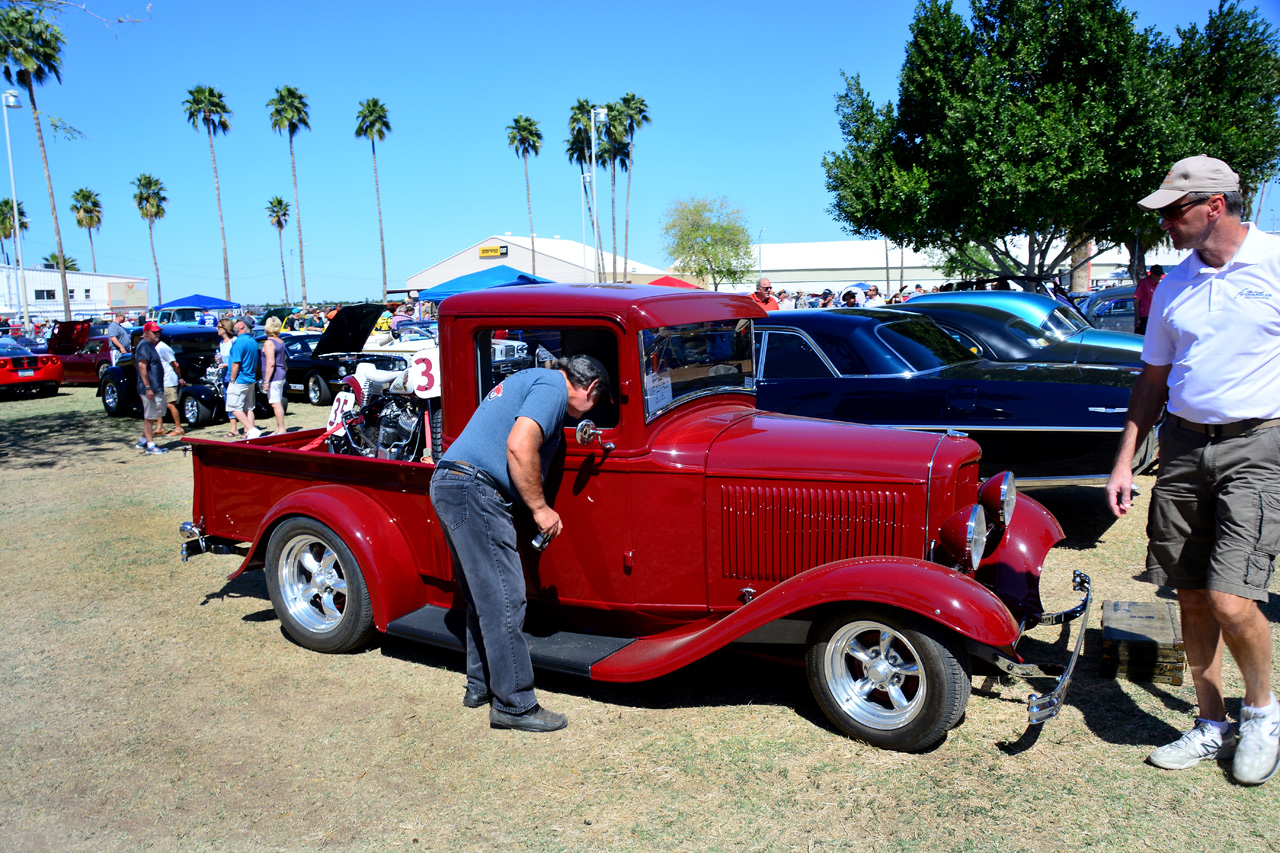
[{"xmin": 2, "ymin": 387, "xmax": 1278, "ymax": 852}]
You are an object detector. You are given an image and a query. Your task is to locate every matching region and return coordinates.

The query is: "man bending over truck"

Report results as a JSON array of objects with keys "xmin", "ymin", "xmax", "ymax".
[{"xmin": 429, "ymin": 354, "xmax": 609, "ymax": 733}]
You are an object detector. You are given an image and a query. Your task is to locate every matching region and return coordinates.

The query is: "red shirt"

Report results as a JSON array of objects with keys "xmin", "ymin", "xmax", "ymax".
[
  {"xmin": 749, "ymin": 292, "xmax": 779, "ymax": 311},
  {"xmin": 1135, "ymin": 273, "xmax": 1163, "ymax": 319}
]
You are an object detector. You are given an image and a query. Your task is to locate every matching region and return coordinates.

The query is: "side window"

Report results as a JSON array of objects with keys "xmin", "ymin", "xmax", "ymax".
[
  {"xmin": 1103, "ymin": 298, "xmax": 1135, "ymax": 316},
  {"xmin": 85, "ymin": 340, "xmax": 103, "ymax": 354},
  {"xmin": 938, "ymin": 325, "xmax": 984, "ymax": 356},
  {"xmin": 476, "ymin": 326, "xmax": 619, "ymax": 429},
  {"xmin": 760, "ymin": 331, "xmax": 834, "ymax": 379}
]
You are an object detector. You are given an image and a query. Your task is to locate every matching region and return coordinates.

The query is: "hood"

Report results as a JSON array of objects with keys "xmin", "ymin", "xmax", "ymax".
[
  {"xmin": 46, "ymin": 320, "xmax": 90, "ymax": 354},
  {"xmin": 312, "ymin": 304, "xmax": 385, "ymax": 358}
]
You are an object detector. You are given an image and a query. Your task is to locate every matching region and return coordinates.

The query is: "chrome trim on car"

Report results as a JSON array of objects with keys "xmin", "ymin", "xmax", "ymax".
[
  {"xmin": 881, "ymin": 424, "xmax": 1125, "ymax": 432},
  {"xmin": 179, "ymin": 521, "xmax": 203, "ymax": 542}
]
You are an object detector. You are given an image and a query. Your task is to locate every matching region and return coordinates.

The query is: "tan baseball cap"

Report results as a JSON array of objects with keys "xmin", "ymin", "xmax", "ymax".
[{"xmin": 1137, "ymin": 155, "xmax": 1240, "ymax": 210}]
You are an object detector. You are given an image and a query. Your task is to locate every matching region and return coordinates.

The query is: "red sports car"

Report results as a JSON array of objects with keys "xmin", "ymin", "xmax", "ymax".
[
  {"xmin": 45, "ymin": 320, "xmax": 114, "ymax": 385},
  {"xmin": 0, "ymin": 339, "xmax": 63, "ymax": 397}
]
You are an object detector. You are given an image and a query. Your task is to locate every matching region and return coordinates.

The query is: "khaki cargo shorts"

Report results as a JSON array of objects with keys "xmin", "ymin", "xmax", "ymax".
[{"xmin": 1144, "ymin": 419, "xmax": 1280, "ymax": 602}]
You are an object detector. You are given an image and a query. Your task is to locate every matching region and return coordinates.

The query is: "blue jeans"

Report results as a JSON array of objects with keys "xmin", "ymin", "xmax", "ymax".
[{"xmin": 429, "ymin": 467, "xmax": 538, "ymax": 714}]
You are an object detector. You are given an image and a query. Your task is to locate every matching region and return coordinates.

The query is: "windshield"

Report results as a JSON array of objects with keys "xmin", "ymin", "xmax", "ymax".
[
  {"xmin": 1043, "ymin": 305, "xmax": 1090, "ymax": 338},
  {"xmin": 875, "ymin": 319, "xmax": 979, "ymax": 372},
  {"xmin": 640, "ymin": 320, "xmax": 754, "ymax": 420},
  {"xmin": 1005, "ymin": 318, "xmax": 1055, "ymax": 349},
  {"xmin": 397, "ymin": 322, "xmax": 438, "ymax": 343}
]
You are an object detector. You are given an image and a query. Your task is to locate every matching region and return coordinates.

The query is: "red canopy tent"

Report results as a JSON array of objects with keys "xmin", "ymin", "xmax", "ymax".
[{"xmin": 648, "ymin": 275, "xmax": 703, "ymax": 290}]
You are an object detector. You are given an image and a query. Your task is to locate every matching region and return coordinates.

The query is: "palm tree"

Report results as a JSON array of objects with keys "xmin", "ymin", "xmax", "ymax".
[
  {"xmin": 0, "ymin": 197, "xmax": 28, "ymax": 267},
  {"xmin": 266, "ymin": 196, "xmax": 290, "ymax": 304},
  {"xmin": 507, "ymin": 115, "xmax": 542, "ymax": 276},
  {"xmin": 42, "ymin": 250, "xmax": 76, "ymax": 271},
  {"xmin": 566, "ymin": 99, "xmax": 604, "ymax": 276},
  {"xmin": 617, "ymin": 93, "xmax": 650, "ymax": 282},
  {"xmin": 354, "ymin": 97, "xmax": 391, "ymax": 301},
  {"xmin": 600, "ymin": 102, "xmax": 627, "ymax": 282},
  {"xmin": 0, "ymin": 8, "xmax": 72, "ymax": 320},
  {"xmin": 69, "ymin": 188, "xmax": 101, "ymax": 272},
  {"xmin": 182, "ymin": 85, "xmax": 233, "ymax": 301},
  {"xmin": 267, "ymin": 85, "xmax": 311, "ymax": 307},
  {"xmin": 132, "ymin": 173, "xmax": 166, "ymax": 304}
]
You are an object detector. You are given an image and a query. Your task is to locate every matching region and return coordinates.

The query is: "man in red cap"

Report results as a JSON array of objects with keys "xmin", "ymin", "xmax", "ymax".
[{"xmin": 1107, "ymin": 155, "xmax": 1280, "ymax": 785}]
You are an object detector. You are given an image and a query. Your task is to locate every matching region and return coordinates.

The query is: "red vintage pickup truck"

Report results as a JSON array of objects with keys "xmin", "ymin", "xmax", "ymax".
[{"xmin": 181, "ymin": 284, "xmax": 1090, "ymax": 752}]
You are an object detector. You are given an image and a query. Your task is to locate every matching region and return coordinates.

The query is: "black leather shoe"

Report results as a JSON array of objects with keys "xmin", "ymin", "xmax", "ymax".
[
  {"xmin": 489, "ymin": 704, "xmax": 568, "ymax": 732},
  {"xmin": 462, "ymin": 687, "xmax": 492, "ymax": 708}
]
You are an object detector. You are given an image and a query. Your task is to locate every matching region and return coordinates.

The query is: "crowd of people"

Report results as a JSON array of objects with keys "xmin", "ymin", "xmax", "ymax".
[{"xmin": 749, "ymin": 278, "xmax": 938, "ymax": 311}]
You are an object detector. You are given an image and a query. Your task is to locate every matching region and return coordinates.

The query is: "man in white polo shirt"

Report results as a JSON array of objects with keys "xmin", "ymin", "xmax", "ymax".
[{"xmin": 1107, "ymin": 155, "xmax": 1280, "ymax": 785}]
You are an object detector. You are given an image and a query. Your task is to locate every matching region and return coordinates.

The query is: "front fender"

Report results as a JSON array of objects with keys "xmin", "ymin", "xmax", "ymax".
[
  {"xmin": 183, "ymin": 384, "xmax": 219, "ymax": 406},
  {"xmin": 230, "ymin": 484, "xmax": 426, "ymax": 632},
  {"xmin": 977, "ymin": 493, "xmax": 1065, "ymax": 626},
  {"xmin": 591, "ymin": 557, "xmax": 1019, "ymax": 682}
]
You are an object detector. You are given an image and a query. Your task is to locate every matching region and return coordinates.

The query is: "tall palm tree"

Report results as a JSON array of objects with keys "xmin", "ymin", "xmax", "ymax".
[
  {"xmin": 182, "ymin": 85, "xmax": 233, "ymax": 300},
  {"xmin": 69, "ymin": 187, "xmax": 102, "ymax": 272},
  {"xmin": 0, "ymin": 8, "xmax": 72, "ymax": 320},
  {"xmin": 266, "ymin": 196, "xmax": 290, "ymax": 305},
  {"xmin": 600, "ymin": 102, "xmax": 627, "ymax": 282},
  {"xmin": 617, "ymin": 93, "xmax": 650, "ymax": 283},
  {"xmin": 42, "ymin": 250, "xmax": 76, "ymax": 271},
  {"xmin": 267, "ymin": 85, "xmax": 311, "ymax": 307},
  {"xmin": 132, "ymin": 174, "xmax": 166, "ymax": 304},
  {"xmin": 507, "ymin": 115, "xmax": 542, "ymax": 276},
  {"xmin": 354, "ymin": 97, "xmax": 391, "ymax": 301},
  {"xmin": 566, "ymin": 98, "xmax": 604, "ymax": 276},
  {"xmin": 0, "ymin": 197, "xmax": 28, "ymax": 267}
]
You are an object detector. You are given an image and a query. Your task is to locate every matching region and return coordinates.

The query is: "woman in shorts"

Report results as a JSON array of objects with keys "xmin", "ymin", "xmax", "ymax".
[{"xmin": 262, "ymin": 316, "xmax": 288, "ymax": 436}]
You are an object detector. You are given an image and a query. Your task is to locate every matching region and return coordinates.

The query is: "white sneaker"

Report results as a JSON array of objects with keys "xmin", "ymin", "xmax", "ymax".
[
  {"xmin": 245, "ymin": 427, "xmax": 262, "ymax": 440},
  {"xmin": 1148, "ymin": 720, "xmax": 1237, "ymax": 770},
  {"xmin": 1233, "ymin": 699, "xmax": 1280, "ymax": 785}
]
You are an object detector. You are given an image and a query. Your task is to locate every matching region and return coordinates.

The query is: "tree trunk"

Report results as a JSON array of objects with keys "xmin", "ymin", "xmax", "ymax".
[
  {"xmin": 87, "ymin": 229, "xmax": 96, "ymax": 273},
  {"xmin": 371, "ymin": 138, "xmax": 386, "ymax": 302},
  {"xmin": 524, "ymin": 153, "xmax": 536, "ymax": 277},
  {"xmin": 207, "ymin": 124, "xmax": 231, "ymax": 301},
  {"xmin": 289, "ymin": 136, "xmax": 307, "ymax": 308},
  {"xmin": 278, "ymin": 227, "xmax": 289, "ymax": 305},
  {"xmin": 25, "ymin": 84, "xmax": 70, "ymax": 321},
  {"xmin": 623, "ymin": 150, "xmax": 632, "ymax": 283},
  {"xmin": 1070, "ymin": 241, "xmax": 1091, "ymax": 293},
  {"xmin": 610, "ymin": 158, "xmax": 617, "ymax": 282},
  {"xmin": 148, "ymin": 220, "xmax": 162, "ymax": 305}
]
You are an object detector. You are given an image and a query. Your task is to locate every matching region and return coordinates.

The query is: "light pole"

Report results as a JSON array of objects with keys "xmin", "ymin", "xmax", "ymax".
[
  {"xmin": 590, "ymin": 105, "xmax": 607, "ymax": 281},
  {"xmin": 756, "ymin": 227, "xmax": 766, "ymax": 279},
  {"xmin": 3, "ymin": 89, "xmax": 29, "ymax": 331}
]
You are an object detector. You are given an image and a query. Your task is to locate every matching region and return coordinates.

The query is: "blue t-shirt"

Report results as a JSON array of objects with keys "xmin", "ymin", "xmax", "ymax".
[
  {"xmin": 228, "ymin": 332, "xmax": 258, "ymax": 384},
  {"xmin": 441, "ymin": 368, "xmax": 568, "ymax": 500}
]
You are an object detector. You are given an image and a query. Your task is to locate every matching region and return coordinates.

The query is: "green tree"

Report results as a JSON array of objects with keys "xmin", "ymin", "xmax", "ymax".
[
  {"xmin": 267, "ymin": 85, "xmax": 311, "ymax": 307},
  {"xmin": 182, "ymin": 85, "xmax": 233, "ymax": 300},
  {"xmin": 0, "ymin": 197, "xmax": 29, "ymax": 266},
  {"xmin": 69, "ymin": 187, "xmax": 101, "ymax": 272},
  {"xmin": 42, "ymin": 250, "xmax": 76, "ymax": 271},
  {"xmin": 0, "ymin": 7, "xmax": 72, "ymax": 319},
  {"xmin": 617, "ymin": 93, "xmax": 651, "ymax": 283},
  {"xmin": 661, "ymin": 196, "xmax": 755, "ymax": 291},
  {"xmin": 355, "ymin": 97, "xmax": 391, "ymax": 301},
  {"xmin": 598, "ymin": 102, "xmax": 626, "ymax": 282},
  {"xmin": 507, "ymin": 114, "xmax": 542, "ymax": 276},
  {"xmin": 823, "ymin": 0, "xmax": 1174, "ymax": 284},
  {"xmin": 131, "ymin": 173, "xmax": 166, "ymax": 304},
  {"xmin": 566, "ymin": 98, "xmax": 604, "ymax": 276},
  {"xmin": 266, "ymin": 196, "xmax": 290, "ymax": 305}
]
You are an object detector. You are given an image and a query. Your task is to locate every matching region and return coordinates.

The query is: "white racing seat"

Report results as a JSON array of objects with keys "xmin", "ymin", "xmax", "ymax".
[{"xmin": 353, "ymin": 361, "xmax": 410, "ymax": 400}]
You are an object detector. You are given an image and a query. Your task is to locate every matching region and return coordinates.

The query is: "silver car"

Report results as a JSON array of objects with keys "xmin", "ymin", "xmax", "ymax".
[{"xmin": 1079, "ymin": 284, "xmax": 1137, "ymax": 332}]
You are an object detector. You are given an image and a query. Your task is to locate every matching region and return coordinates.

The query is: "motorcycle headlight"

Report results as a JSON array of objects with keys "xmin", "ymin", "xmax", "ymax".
[
  {"xmin": 978, "ymin": 472, "xmax": 1016, "ymax": 528},
  {"xmin": 939, "ymin": 504, "xmax": 988, "ymax": 573}
]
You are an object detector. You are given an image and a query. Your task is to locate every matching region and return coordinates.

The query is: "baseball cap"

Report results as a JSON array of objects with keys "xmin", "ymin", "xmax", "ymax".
[
  {"xmin": 822, "ymin": 289, "xmax": 833, "ymax": 297},
  {"xmin": 1138, "ymin": 155, "xmax": 1239, "ymax": 210},
  {"xmin": 143, "ymin": 321, "xmax": 161, "ymax": 333}
]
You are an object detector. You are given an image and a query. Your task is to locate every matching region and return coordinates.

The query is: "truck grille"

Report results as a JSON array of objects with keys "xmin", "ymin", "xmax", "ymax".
[{"xmin": 719, "ymin": 484, "xmax": 906, "ymax": 582}]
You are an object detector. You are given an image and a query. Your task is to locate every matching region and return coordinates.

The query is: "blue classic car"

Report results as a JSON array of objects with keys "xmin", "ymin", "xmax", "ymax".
[
  {"xmin": 905, "ymin": 291, "xmax": 1144, "ymax": 358},
  {"xmin": 754, "ymin": 308, "xmax": 1155, "ymax": 487},
  {"xmin": 888, "ymin": 300, "xmax": 1144, "ymax": 368}
]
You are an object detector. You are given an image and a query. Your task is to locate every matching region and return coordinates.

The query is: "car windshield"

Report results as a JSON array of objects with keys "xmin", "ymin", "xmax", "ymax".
[
  {"xmin": 1043, "ymin": 305, "xmax": 1090, "ymax": 338},
  {"xmin": 875, "ymin": 318, "xmax": 979, "ymax": 372},
  {"xmin": 640, "ymin": 320, "xmax": 754, "ymax": 420},
  {"xmin": 1005, "ymin": 318, "xmax": 1055, "ymax": 349},
  {"xmin": 397, "ymin": 322, "xmax": 438, "ymax": 343}
]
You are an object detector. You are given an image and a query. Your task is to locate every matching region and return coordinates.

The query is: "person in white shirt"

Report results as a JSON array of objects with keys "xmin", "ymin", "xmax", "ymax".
[
  {"xmin": 154, "ymin": 337, "xmax": 185, "ymax": 437},
  {"xmin": 863, "ymin": 285, "xmax": 887, "ymax": 308},
  {"xmin": 1107, "ymin": 155, "xmax": 1280, "ymax": 785}
]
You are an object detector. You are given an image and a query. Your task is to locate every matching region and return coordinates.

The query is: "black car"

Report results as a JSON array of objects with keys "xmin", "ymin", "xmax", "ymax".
[
  {"xmin": 753, "ymin": 308, "xmax": 1156, "ymax": 487},
  {"xmin": 276, "ymin": 305, "xmax": 407, "ymax": 405},
  {"xmin": 887, "ymin": 301, "xmax": 1145, "ymax": 368}
]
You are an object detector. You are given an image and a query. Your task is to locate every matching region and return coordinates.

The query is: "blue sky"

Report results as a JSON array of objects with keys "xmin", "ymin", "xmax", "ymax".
[{"xmin": 4, "ymin": 0, "xmax": 1276, "ymax": 306}]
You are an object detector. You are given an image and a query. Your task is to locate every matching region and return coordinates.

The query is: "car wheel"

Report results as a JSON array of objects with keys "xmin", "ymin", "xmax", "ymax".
[
  {"xmin": 36, "ymin": 383, "xmax": 58, "ymax": 397},
  {"xmin": 306, "ymin": 373, "xmax": 332, "ymax": 405},
  {"xmin": 97, "ymin": 362, "xmax": 110, "ymax": 380},
  {"xmin": 428, "ymin": 397, "xmax": 443, "ymax": 462},
  {"xmin": 264, "ymin": 517, "xmax": 373, "ymax": 653},
  {"xmin": 101, "ymin": 374, "xmax": 126, "ymax": 417},
  {"xmin": 182, "ymin": 393, "xmax": 213, "ymax": 427},
  {"xmin": 806, "ymin": 607, "xmax": 971, "ymax": 752}
]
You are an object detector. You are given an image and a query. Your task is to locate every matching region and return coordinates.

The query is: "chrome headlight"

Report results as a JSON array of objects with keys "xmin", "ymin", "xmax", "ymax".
[
  {"xmin": 338, "ymin": 365, "xmax": 348, "ymax": 377},
  {"xmin": 940, "ymin": 504, "xmax": 988, "ymax": 573},
  {"xmin": 978, "ymin": 472, "xmax": 1016, "ymax": 528}
]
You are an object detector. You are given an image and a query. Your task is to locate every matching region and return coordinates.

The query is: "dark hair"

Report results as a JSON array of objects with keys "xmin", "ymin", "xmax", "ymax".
[
  {"xmin": 556, "ymin": 353, "xmax": 611, "ymax": 402},
  {"xmin": 1150, "ymin": 265, "xmax": 1164, "ymax": 276}
]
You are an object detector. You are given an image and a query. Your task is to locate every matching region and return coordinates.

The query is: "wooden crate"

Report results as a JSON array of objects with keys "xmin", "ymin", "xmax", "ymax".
[{"xmin": 1099, "ymin": 600, "xmax": 1186, "ymax": 686}]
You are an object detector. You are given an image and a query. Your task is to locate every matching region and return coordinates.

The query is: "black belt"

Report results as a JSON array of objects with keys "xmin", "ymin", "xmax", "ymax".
[
  {"xmin": 435, "ymin": 460, "xmax": 511, "ymax": 500},
  {"xmin": 1171, "ymin": 415, "xmax": 1280, "ymax": 439}
]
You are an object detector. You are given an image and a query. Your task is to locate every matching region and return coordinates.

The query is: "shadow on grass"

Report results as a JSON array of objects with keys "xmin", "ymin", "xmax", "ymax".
[
  {"xmin": 1028, "ymin": 484, "xmax": 1123, "ymax": 549},
  {"xmin": 0, "ymin": 395, "xmax": 186, "ymax": 467}
]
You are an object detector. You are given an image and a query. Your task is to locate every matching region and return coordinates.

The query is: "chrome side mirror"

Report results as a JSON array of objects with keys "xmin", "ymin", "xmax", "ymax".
[{"xmin": 575, "ymin": 419, "xmax": 614, "ymax": 453}]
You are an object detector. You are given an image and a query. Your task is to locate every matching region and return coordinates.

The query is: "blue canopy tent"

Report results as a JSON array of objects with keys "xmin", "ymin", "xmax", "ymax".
[
  {"xmin": 154, "ymin": 293, "xmax": 242, "ymax": 310},
  {"xmin": 418, "ymin": 265, "xmax": 551, "ymax": 303}
]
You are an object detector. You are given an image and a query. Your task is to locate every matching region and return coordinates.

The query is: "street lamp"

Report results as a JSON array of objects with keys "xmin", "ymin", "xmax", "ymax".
[
  {"xmin": 757, "ymin": 227, "xmax": 766, "ymax": 279},
  {"xmin": 2, "ymin": 89, "xmax": 29, "ymax": 331},
  {"xmin": 590, "ymin": 105, "xmax": 608, "ymax": 281}
]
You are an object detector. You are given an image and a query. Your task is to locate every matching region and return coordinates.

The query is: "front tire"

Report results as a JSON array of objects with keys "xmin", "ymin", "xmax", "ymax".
[
  {"xmin": 264, "ymin": 517, "xmax": 373, "ymax": 653},
  {"xmin": 101, "ymin": 374, "xmax": 126, "ymax": 417},
  {"xmin": 806, "ymin": 607, "xmax": 971, "ymax": 752},
  {"xmin": 306, "ymin": 373, "xmax": 332, "ymax": 405},
  {"xmin": 182, "ymin": 393, "xmax": 213, "ymax": 427}
]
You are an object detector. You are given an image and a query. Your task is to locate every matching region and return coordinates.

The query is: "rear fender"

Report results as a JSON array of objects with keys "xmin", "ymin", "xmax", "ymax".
[
  {"xmin": 976, "ymin": 493, "xmax": 1064, "ymax": 626},
  {"xmin": 230, "ymin": 484, "xmax": 424, "ymax": 632}
]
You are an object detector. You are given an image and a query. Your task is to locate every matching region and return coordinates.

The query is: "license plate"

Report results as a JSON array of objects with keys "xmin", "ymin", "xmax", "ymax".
[{"xmin": 17, "ymin": 369, "xmax": 33, "ymax": 377}]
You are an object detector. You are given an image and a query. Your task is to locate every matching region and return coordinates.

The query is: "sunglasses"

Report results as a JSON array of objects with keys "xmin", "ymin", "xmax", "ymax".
[{"xmin": 1156, "ymin": 195, "xmax": 1216, "ymax": 222}]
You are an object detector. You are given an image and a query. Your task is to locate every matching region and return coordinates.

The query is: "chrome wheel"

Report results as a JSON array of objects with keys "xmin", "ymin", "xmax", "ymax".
[
  {"xmin": 306, "ymin": 373, "xmax": 331, "ymax": 405},
  {"xmin": 822, "ymin": 620, "xmax": 926, "ymax": 730},
  {"xmin": 277, "ymin": 534, "xmax": 349, "ymax": 634},
  {"xmin": 102, "ymin": 377, "xmax": 121, "ymax": 415}
]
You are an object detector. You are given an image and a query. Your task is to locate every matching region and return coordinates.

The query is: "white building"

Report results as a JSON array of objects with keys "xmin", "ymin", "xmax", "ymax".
[{"xmin": 0, "ymin": 264, "xmax": 148, "ymax": 321}]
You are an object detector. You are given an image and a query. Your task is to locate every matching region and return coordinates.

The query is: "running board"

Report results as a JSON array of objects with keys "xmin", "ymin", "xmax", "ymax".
[{"xmin": 385, "ymin": 604, "xmax": 635, "ymax": 677}]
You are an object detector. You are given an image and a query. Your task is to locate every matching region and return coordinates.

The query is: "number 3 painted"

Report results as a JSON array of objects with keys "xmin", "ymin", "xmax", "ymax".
[{"xmin": 412, "ymin": 354, "xmax": 434, "ymax": 393}]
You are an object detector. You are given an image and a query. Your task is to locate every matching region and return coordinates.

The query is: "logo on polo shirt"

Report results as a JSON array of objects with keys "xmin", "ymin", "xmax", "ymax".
[
  {"xmin": 1234, "ymin": 288, "xmax": 1273, "ymax": 300},
  {"xmin": 485, "ymin": 382, "xmax": 505, "ymax": 401}
]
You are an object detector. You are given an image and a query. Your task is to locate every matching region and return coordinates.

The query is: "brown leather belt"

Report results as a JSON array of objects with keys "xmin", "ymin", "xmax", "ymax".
[
  {"xmin": 1171, "ymin": 415, "xmax": 1280, "ymax": 439},
  {"xmin": 435, "ymin": 459, "xmax": 511, "ymax": 500}
]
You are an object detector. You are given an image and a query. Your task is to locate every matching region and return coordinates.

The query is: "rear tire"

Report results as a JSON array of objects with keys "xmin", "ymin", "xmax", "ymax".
[
  {"xmin": 182, "ymin": 393, "xmax": 213, "ymax": 427},
  {"xmin": 264, "ymin": 517, "xmax": 373, "ymax": 653},
  {"xmin": 428, "ymin": 397, "xmax": 443, "ymax": 462}
]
